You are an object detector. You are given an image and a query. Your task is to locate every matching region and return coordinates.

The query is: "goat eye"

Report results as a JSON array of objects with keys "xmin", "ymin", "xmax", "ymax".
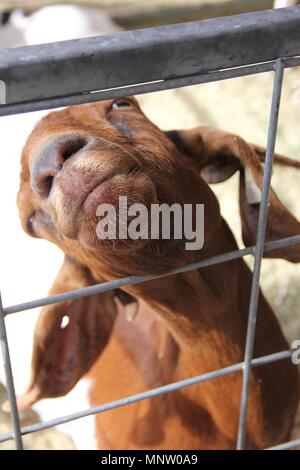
[{"xmin": 111, "ymin": 99, "xmax": 131, "ymax": 110}]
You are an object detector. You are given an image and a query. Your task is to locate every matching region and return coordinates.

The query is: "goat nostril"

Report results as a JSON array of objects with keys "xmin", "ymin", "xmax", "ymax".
[
  {"xmin": 43, "ymin": 175, "xmax": 55, "ymax": 197},
  {"xmin": 61, "ymin": 138, "xmax": 87, "ymax": 162},
  {"xmin": 32, "ymin": 135, "xmax": 87, "ymax": 199},
  {"xmin": 35, "ymin": 170, "xmax": 60, "ymax": 199}
]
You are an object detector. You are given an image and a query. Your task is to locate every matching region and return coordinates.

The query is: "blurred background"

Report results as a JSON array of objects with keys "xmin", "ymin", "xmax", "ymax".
[{"xmin": 0, "ymin": 0, "xmax": 299, "ymax": 449}]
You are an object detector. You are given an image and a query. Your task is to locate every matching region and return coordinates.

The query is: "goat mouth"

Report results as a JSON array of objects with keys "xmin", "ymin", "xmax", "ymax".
[
  {"xmin": 81, "ymin": 165, "xmax": 141, "ymax": 210},
  {"xmin": 49, "ymin": 176, "xmax": 114, "ymax": 240},
  {"xmin": 82, "ymin": 177, "xmax": 113, "ymax": 211}
]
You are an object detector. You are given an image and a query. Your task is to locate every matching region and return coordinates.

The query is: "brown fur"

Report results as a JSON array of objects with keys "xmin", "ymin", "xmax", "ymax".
[{"xmin": 16, "ymin": 97, "xmax": 300, "ymax": 449}]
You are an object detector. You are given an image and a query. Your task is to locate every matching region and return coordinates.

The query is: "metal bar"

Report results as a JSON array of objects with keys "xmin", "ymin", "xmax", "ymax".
[
  {"xmin": 0, "ymin": 9, "xmax": 298, "ymax": 451},
  {"xmin": 0, "ymin": 8, "xmax": 300, "ymax": 105},
  {"xmin": 0, "ymin": 349, "xmax": 292, "ymax": 444},
  {"xmin": 267, "ymin": 438, "xmax": 300, "ymax": 450},
  {"xmin": 0, "ymin": 292, "xmax": 23, "ymax": 449},
  {"xmin": 236, "ymin": 59, "xmax": 285, "ymax": 450},
  {"xmin": 3, "ymin": 235, "xmax": 300, "ymax": 316},
  {"xmin": 0, "ymin": 56, "xmax": 300, "ymax": 118}
]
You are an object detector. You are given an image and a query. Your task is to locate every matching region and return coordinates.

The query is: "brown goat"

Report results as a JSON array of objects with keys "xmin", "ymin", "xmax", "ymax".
[{"xmin": 16, "ymin": 97, "xmax": 300, "ymax": 449}]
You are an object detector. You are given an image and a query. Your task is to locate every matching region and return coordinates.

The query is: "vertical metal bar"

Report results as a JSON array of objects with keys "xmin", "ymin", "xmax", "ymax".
[
  {"xmin": 0, "ymin": 292, "xmax": 23, "ymax": 449},
  {"xmin": 236, "ymin": 58, "xmax": 285, "ymax": 450}
]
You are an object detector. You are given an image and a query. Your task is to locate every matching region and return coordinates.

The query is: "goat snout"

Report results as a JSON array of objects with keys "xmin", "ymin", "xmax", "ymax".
[{"xmin": 30, "ymin": 133, "xmax": 87, "ymax": 198}]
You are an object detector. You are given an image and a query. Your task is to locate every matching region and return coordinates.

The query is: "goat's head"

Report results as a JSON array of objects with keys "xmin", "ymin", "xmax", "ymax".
[
  {"xmin": 15, "ymin": 97, "xmax": 300, "ymax": 409},
  {"xmin": 18, "ymin": 98, "xmax": 221, "ymax": 280}
]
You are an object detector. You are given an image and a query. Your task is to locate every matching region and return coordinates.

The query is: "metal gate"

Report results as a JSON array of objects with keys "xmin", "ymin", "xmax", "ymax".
[{"xmin": 0, "ymin": 6, "xmax": 300, "ymax": 450}]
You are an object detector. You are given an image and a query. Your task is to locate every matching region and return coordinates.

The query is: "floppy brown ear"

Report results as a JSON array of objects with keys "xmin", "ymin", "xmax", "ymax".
[
  {"xmin": 14, "ymin": 256, "xmax": 118, "ymax": 410},
  {"xmin": 167, "ymin": 127, "xmax": 300, "ymax": 262}
]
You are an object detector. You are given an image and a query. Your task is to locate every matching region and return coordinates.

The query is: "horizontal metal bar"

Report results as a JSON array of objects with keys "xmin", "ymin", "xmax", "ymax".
[
  {"xmin": 0, "ymin": 56, "xmax": 295, "ymax": 117},
  {"xmin": 1, "ymin": 8, "xmax": 300, "ymax": 107},
  {"xmin": 267, "ymin": 438, "xmax": 300, "ymax": 450},
  {"xmin": 0, "ymin": 56, "xmax": 299, "ymax": 118},
  {"xmin": 0, "ymin": 349, "xmax": 292, "ymax": 444},
  {"xmin": 3, "ymin": 235, "xmax": 300, "ymax": 316}
]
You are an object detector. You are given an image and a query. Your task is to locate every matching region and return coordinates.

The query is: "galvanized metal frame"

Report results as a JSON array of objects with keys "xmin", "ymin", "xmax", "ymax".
[{"xmin": 0, "ymin": 6, "xmax": 300, "ymax": 451}]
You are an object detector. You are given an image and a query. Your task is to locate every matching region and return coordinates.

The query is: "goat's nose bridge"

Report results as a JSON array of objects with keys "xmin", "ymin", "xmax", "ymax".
[{"xmin": 30, "ymin": 132, "xmax": 88, "ymax": 199}]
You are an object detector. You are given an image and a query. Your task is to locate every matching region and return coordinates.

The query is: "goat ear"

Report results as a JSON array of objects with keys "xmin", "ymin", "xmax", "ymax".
[
  {"xmin": 14, "ymin": 256, "xmax": 117, "ymax": 410},
  {"xmin": 167, "ymin": 127, "xmax": 300, "ymax": 262}
]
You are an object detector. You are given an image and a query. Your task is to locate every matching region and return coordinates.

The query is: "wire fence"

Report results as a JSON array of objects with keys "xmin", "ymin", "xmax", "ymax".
[{"xmin": 0, "ymin": 6, "xmax": 300, "ymax": 451}]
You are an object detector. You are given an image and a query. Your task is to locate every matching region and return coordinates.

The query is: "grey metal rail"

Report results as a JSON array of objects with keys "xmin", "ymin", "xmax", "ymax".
[
  {"xmin": 0, "ymin": 6, "xmax": 299, "ymax": 452},
  {"xmin": 0, "ymin": 7, "xmax": 300, "ymax": 105}
]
